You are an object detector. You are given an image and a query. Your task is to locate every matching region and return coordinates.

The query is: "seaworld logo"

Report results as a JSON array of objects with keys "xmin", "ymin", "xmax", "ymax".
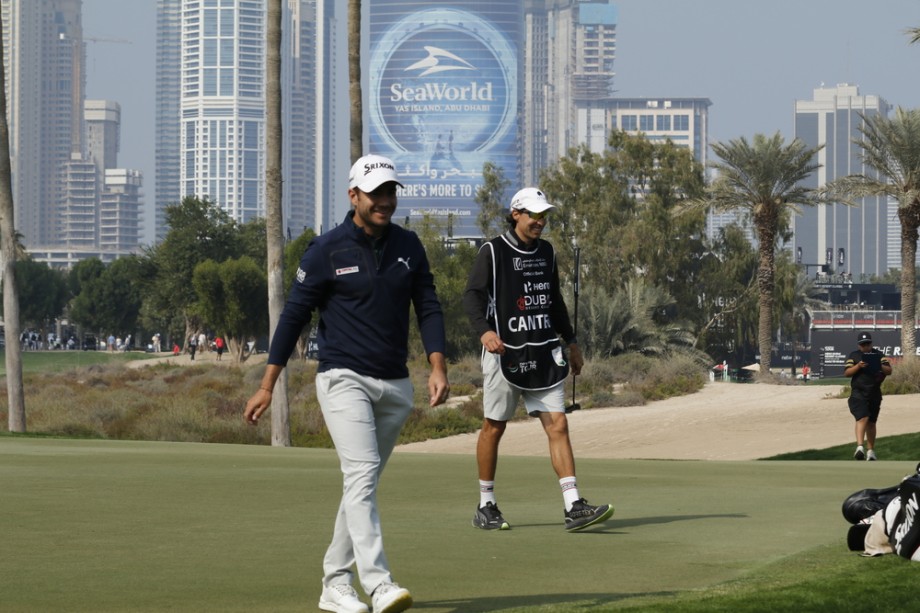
[
  {"xmin": 390, "ymin": 81, "xmax": 494, "ymax": 103},
  {"xmin": 405, "ymin": 46, "xmax": 475, "ymax": 76},
  {"xmin": 368, "ymin": 7, "xmax": 517, "ymax": 155}
]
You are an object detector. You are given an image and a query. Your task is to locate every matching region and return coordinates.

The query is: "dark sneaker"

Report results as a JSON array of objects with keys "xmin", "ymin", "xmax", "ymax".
[
  {"xmin": 472, "ymin": 501, "xmax": 510, "ymax": 530},
  {"xmin": 564, "ymin": 498, "xmax": 614, "ymax": 532},
  {"xmin": 854, "ymin": 446, "xmax": 866, "ymax": 461}
]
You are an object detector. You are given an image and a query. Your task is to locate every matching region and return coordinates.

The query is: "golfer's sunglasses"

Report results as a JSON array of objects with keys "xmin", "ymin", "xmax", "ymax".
[{"xmin": 522, "ymin": 209, "xmax": 548, "ymax": 221}]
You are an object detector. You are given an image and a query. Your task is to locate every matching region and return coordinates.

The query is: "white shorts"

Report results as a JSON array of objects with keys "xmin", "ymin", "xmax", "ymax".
[{"xmin": 481, "ymin": 351, "xmax": 566, "ymax": 421}]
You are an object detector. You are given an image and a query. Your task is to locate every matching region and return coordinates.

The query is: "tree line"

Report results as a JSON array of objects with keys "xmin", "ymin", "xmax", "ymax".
[{"xmin": 3, "ymin": 197, "xmax": 314, "ymax": 363}]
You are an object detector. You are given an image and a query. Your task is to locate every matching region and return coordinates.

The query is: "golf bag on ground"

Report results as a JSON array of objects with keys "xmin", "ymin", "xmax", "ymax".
[{"xmin": 842, "ymin": 462, "xmax": 920, "ymax": 560}]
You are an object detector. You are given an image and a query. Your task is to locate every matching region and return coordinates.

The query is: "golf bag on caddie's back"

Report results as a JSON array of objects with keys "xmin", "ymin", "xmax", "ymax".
[{"xmin": 842, "ymin": 462, "xmax": 920, "ymax": 560}]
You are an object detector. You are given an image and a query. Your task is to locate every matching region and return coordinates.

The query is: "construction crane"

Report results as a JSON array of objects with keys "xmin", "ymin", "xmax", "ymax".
[
  {"xmin": 84, "ymin": 36, "xmax": 133, "ymax": 45},
  {"xmin": 83, "ymin": 36, "xmax": 133, "ymax": 88}
]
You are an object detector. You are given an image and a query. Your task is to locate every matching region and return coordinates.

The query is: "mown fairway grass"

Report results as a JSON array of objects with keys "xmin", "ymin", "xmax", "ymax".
[
  {"xmin": 3, "ymin": 437, "xmax": 919, "ymax": 612},
  {"xmin": 0, "ymin": 349, "xmax": 161, "ymax": 375}
]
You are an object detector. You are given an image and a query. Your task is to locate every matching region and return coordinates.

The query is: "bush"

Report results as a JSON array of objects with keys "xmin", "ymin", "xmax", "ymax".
[
  {"xmin": 576, "ymin": 352, "xmax": 705, "ymax": 406},
  {"xmin": 882, "ymin": 357, "xmax": 920, "ymax": 395},
  {"xmin": 0, "ymin": 351, "xmax": 708, "ymax": 446}
]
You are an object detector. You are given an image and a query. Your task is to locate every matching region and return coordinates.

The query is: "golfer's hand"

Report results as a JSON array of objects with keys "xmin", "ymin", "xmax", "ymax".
[
  {"xmin": 428, "ymin": 371, "xmax": 450, "ymax": 407},
  {"xmin": 427, "ymin": 352, "xmax": 450, "ymax": 407},
  {"xmin": 244, "ymin": 389, "xmax": 272, "ymax": 425},
  {"xmin": 569, "ymin": 343, "xmax": 584, "ymax": 376},
  {"xmin": 481, "ymin": 331, "xmax": 504, "ymax": 355}
]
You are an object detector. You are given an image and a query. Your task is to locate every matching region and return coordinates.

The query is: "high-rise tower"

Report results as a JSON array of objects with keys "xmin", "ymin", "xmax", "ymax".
[
  {"xmin": 793, "ymin": 83, "xmax": 892, "ymax": 278},
  {"xmin": 523, "ymin": 0, "xmax": 616, "ymax": 185},
  {"xmin": 178, "ymin": 0, "xmax": 266, "ymax": 224},
  {"xmin": 155, "ymin": 0, "xmax": 181, "ymax": 242},
  {"xmin": 156, "ymin": 0, "xmax": 340, "ymax": 238},
  {"xmin": 1, "ymin": 0, "xmax": 85, "ymax": 247}
]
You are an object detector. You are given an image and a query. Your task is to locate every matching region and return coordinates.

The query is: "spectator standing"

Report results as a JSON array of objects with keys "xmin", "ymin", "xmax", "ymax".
[{"xmin": 844, "ymin": 332, "xmax": 892, "ymax": 461}]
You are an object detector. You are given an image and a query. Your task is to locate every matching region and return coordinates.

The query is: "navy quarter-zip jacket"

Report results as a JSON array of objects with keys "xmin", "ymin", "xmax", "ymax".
[{"xmin": 267, "ymin": 211, "xmax": 446, "ymax": 379}]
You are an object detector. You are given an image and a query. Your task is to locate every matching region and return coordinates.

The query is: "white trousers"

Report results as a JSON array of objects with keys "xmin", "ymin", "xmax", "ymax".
[{"xmin": 315, "ymin": 368, "xmax": 414, "ymax": 595}]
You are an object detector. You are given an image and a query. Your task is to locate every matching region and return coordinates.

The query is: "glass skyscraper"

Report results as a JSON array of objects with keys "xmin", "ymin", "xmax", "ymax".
[
  {"xmin": 179, "ymin": 0, "xmax": 266, "ymax": 224},
  {"xmin": 793, "ymin": 83, "xmax": 892, "ymax": 278},
  {"xmin": 1, "ymin": 0, "xmax": 85, "ymax": 247},
  {"xmin": 156, "ymin": 0, "xmax": 340, "ymax": 238}
]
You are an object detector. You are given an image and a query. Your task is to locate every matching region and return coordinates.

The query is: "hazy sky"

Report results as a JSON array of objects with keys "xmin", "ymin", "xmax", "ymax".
[{"xmin": 81, "ymin": 0, "xmax": 920, "ymax": 241}]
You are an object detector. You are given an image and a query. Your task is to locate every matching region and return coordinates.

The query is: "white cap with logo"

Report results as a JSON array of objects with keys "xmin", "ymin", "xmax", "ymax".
[
  {"xmin": 349, "ymin": 154, "xmax": 404, "ymax": 192},
  {"xmin": 510, "ymin": 187, "xmax": 555, "ymax": 214}
]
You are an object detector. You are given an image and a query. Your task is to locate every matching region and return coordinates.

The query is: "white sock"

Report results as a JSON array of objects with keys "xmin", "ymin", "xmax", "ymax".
[
  {"xmin": 560, "ymin": 476, "xmax": 580, "ymax": 511},
  {"xmin": 479, "ymin": 480, "xmax": 496, "ymax": 507}
]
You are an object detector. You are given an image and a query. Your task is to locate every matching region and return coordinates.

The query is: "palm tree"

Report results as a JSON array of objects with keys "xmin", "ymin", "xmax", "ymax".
[
  {"xmin": 823, "ymin": 108, "xmax": 920, "ymax": 361},
  {"xmin": 265, "ymin": 0, "xmax": 290, "ymax": 445},
  {"xmin": 0, "ymin": 24, "xmax": 26, "ymax": 431},
  {"xmin": 579, "ymin": 281, "xmax": 704, "ymax": 361},
  {"xmin": 777, "ymin": 264, "xmax": 829, "ymax": 375},
  {"xmin": 348, "ymin": 0, "xmax": 362, "ymax": 162},
  {"xmin": 703, "ymin": 133, "xmax": 825, "ymax": 376}
]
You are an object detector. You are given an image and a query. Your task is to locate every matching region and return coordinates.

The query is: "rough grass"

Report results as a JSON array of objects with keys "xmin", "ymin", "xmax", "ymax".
[{"xmin": 1, "ymin": 352, "xmax": 711, "ymax": 445}]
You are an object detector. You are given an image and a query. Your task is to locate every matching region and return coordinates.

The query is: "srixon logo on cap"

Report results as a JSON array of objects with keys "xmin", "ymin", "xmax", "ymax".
[{"xmin": 364, "ymin": 161, "xmax": 395, "ymax": 176}]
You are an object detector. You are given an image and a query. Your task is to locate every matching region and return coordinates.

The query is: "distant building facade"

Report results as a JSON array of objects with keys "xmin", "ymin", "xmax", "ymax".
[
  {"xmin": 155, "ymin": 0, "xmax": 182, "ymax": 242},
  {"xmin": 523, "ymin": 0, "xmax": 617, "ymax": 186},
  {"xmin": 2, "ymin": 1, "xmax": 142, "ymax": 262},
  {"xmin": 85, "ymin": 99, "xmax": 121, "ymax": 174},
  {"xmin": 793, "ymin": 83, "xmax": 893, "ymax": 278},
  {"xmin": 608, "ymin": 97, "xmax": 710, "ymax": 165},
  {"xmin": 156, "ymin": 0, "xmax": 341, "ymax": 239},
  {"xmin": 100, "ymin": 169, "xmax": 143, "ymax": 251},
  {"xmin": 1, "ymin": 0, "xmax": 85, "ymax": 247},
  {"xmin": 283, "ymin": 0, "xmax": 342, "ymax": 236},
  {"xmin": 177, "ymin": 0, "xmax": 266, "ymax": 224}
]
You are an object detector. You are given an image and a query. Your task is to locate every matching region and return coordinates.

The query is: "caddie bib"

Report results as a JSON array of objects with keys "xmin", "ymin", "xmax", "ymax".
[{"xmin": 487, "ymin": 234, "xmax": 569, "ymax": 390}]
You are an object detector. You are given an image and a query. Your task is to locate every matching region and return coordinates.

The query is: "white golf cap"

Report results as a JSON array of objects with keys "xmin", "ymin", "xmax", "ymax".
[
  {"xmin": 348, "ymin": 154, "xmax": 403, "ymax": 192},
  {"xmin": 510, "ymin": 187, "xmax": 555, "ymax": 213}
]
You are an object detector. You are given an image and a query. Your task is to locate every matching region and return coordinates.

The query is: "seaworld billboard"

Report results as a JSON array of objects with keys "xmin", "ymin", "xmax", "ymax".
[{"xmin": 368, "ymin": 1, "xmax": 522, "ymax": 237}]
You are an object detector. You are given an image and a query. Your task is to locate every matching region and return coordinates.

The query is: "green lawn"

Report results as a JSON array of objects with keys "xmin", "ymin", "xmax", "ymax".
[
  {"xmin": 2, "ymin": 438, "xmax": 918, "ymax": 612},
  {"xmin": 0, "ymin": 349, "xmax": 162, "ymax": 375}
]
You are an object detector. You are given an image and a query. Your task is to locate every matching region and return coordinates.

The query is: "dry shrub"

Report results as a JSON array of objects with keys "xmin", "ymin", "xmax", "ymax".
[{"xmin": 882, "ymin": 357, "xmax": 920, "ymax": 395}]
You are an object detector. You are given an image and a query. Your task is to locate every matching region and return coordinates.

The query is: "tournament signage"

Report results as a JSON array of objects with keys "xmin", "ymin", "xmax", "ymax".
[
  {"xmin": 811, "ymin": 328, "xmax": 920, "ymax": 377},
  {"xmin": 368, "ymin": 2, "xmax": 521, "ymax": 237}
]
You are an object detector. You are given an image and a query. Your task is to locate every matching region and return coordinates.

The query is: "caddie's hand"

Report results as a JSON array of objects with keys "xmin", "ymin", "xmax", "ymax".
[
  {"xmin": 569, "ymin": 343, "xmax": 584, "ymax": 376},
  {"xmin": 481, "ymin": 330, "xmax": 505, "ymax": 355},
  {"xmin": 244, "ymin": 389, "xmax": 272, "ymax": 425}
]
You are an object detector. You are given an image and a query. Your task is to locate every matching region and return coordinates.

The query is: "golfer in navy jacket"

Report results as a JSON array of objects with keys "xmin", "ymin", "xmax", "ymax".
[{"xmin": 245, "ymin": 154, "xmax": 449, "ymax": 613}]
